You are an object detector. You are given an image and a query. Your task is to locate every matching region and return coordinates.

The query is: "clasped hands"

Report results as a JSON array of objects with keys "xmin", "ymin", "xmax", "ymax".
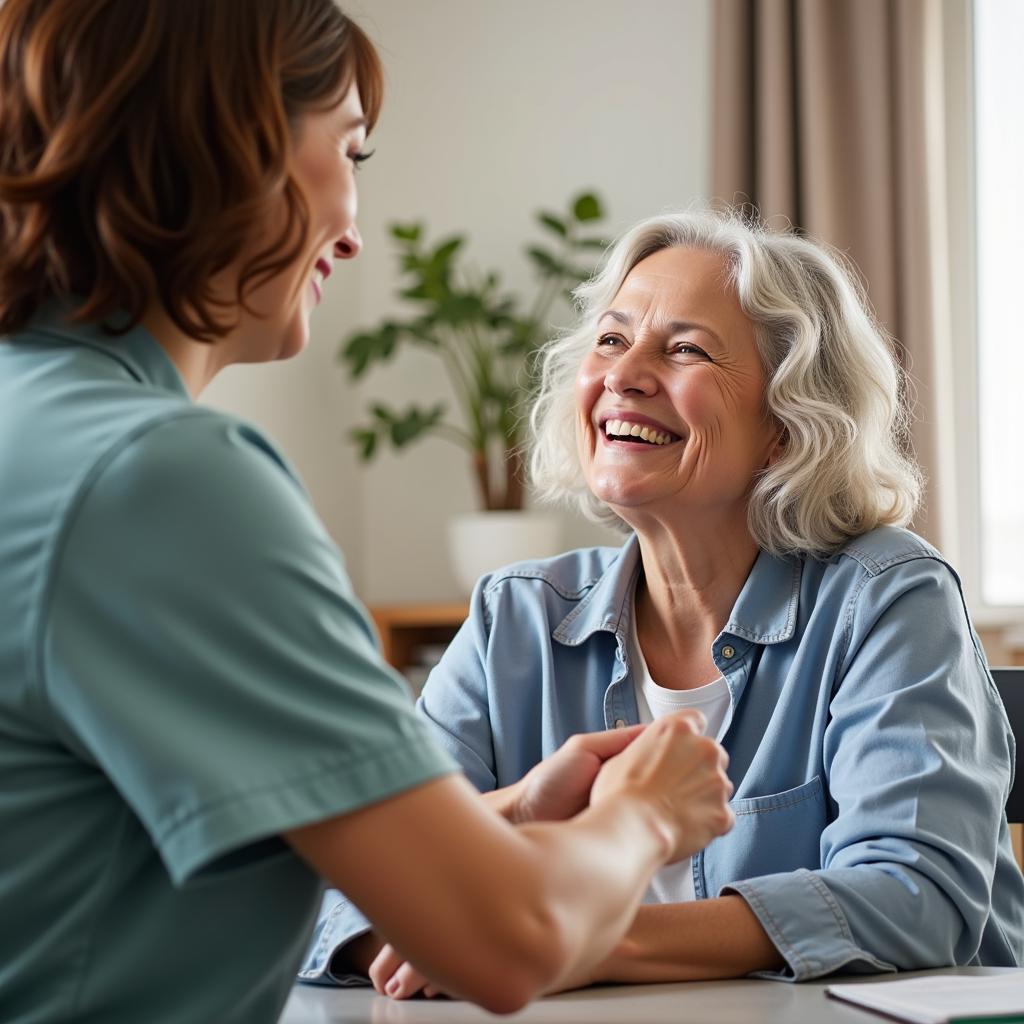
[{"xmin": 363, "ymin": 710, "xmax": 733, "ymax": 1000}]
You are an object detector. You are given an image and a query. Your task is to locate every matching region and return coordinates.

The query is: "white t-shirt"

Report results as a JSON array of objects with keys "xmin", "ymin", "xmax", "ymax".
[{"xmin": 630, "ymin": 606, "xmax": 732, "ymax": 904}]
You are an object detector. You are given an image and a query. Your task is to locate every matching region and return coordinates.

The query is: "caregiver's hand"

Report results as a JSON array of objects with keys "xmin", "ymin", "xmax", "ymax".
[{"xmin": 591, "ymin": 710, "xmax": 734, "ymax": 863}]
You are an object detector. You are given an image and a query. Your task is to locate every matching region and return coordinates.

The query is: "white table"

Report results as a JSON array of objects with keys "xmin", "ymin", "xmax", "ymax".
[{"xmin": 280, "ymin": 967, "xmax": 1023, "ymax": 1024}]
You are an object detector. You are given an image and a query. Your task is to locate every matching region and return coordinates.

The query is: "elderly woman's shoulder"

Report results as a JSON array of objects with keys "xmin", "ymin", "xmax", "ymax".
[
  {"xmin": 813, "ymin": 526, "xmax": 977, "ymax": 643},
  {"xmin": 829, "ymin": 525, "xmax": 948, "ymax": 575},
  {"xmin": 814, "ymin": 526, "xmax": 966, "ymax": 610},
  {"xmin": 477, "ymin": 539, "xmax": 634, "ymax": 605}
]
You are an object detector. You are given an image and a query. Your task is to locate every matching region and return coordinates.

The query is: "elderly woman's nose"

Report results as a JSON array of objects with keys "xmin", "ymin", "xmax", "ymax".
[{"xmin": 605, "ymin": 347, "xmax": 658, "ymax": 396}]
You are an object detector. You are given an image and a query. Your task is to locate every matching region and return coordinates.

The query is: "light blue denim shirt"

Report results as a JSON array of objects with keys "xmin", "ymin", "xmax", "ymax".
[{"xmin": 301, "ymin": 527, "xmax": 1024, "ymax": 983}]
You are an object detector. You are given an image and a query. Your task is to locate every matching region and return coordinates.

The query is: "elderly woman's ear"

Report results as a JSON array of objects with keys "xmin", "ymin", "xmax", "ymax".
[{"xmin": 764, "ymin": 426, "xmax": 788, "ymax": 469}]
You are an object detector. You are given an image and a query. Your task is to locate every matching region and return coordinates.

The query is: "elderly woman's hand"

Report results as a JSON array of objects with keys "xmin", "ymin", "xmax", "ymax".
[
  {"xmin": 591, "ymin": 710, "xmax": 734, "ymax": 863},
  {"xmin": 368, "ymin": 943, "xmax": 436, "ymax": 1000},
  {"xmin": 507, "ymin": 723, "xmax": 649, "ymax": 823}
]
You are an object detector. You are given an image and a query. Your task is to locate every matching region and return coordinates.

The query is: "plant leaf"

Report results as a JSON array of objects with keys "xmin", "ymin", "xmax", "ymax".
[
  {"xmin": 538, "ymin": 212, "xmax": 568, "ymax": 237},
  {"xmin": 526, "ymin": 246, "xmax": 564, "ymax": 276},
  {"xmin": 572, "ymin": 192, "xmax": 603, "ymax": 222},
  {"xmin": 405, "ymin": 319, "xmax": 442, "ymax": 346},
  {"xmin": 340, "ymin": 324, "xmax": 401, "ymax": 377},
  {"xmin": 399, "ymin": 282, "xmax": 432, "ymax": 301},
  {"xmin": 351, "ymin": 427, "xmax": 378, "ymax": 460},
  {"xmin": 391, "ymin": 223, "xmax": 422, "ymax": 242},
  {"xmin": 388, "ymin": 403, "xmax": 446, "ymax": 447},
  {"xmin": 431, "ymin": 236, "xmax": 464, "ymax": 266}
]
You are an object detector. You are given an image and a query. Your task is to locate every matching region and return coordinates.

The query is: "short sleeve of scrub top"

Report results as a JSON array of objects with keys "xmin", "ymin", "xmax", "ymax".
[{"xmin": 40, "ymin": 409, "xmax": 457, "ymax": 885}]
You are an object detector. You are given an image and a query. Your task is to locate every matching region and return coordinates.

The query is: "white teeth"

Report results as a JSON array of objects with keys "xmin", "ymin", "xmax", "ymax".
[{"xmin": 603, "ymin": 420, "xmax": 675, "ymax": 445}]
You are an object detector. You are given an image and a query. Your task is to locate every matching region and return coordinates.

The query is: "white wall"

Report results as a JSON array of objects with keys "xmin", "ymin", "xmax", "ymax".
[{"xmin": 207, "ymin": 0, "xmax": 713, "ymax": 604}]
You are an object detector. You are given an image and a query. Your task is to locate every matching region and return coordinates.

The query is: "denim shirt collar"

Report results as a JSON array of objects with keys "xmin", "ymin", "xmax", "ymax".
[
  {"xmin": 552, "ymin": 533, "xmax": 643, "ymax": 649},
  {"xmin": 30, "ymin": 302, "xmax": 190, "ymax": 400},
  {"xmin": 725, "ymin": 549, "xmax": 803, "ymax": 645},
  {"xmin": 552, "ymin": 532, "xmax": 802, "ymax": 650}
]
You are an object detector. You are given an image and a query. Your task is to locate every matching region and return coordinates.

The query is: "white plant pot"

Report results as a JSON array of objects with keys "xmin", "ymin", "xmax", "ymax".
[{"xmin": 448, "ymin": 510, "xmax": 563, "ymax": 596}]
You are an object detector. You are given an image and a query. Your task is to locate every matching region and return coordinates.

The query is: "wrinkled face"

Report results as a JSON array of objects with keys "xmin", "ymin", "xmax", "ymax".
[
  {"xmin": 575, "ymin": 246, "xmax": 780, "ymax": 527},
  {"xmin": 237, "ymin": 84, "xmax": 367, "ymax": 362}
]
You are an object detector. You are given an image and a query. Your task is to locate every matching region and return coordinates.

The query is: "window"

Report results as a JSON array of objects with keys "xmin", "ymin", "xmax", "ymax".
[{"xmin": 974, "ymin": 0, "xmax": 1024, "ymax": 607}]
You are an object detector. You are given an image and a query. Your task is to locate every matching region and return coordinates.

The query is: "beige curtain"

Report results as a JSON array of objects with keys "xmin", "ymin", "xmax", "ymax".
[{"xmin": 712, "ymin": 0, "xmax": 957, "ymax": 551}]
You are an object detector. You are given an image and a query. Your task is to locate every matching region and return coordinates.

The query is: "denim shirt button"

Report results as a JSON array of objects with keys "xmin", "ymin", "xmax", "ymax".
[
  {"xmin": 721, "ymin": 645, "xmax": 736, "ymax": 659},
  {"xmin": 614, "ymin": 718, "xmax": 627, "ymax": 729}
]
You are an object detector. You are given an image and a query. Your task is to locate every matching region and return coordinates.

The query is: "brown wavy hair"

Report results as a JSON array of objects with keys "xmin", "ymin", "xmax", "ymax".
[{"xmin": 0, "ymin": 0, "xmax": 383, "ymax": 340}]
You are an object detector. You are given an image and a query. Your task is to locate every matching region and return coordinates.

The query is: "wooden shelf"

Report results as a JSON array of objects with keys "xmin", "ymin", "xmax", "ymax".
[{"xmin": 369, "ymin": 603, "xmax": 469, "ymax": 672}]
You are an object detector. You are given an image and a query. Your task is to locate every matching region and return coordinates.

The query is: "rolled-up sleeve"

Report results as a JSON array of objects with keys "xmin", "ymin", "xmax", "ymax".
[
  {"xmin": 296, "ymin": 890, "xmax": 374, "ymax": 985},
  {"xmin": 725, "ymin": 556, "xmax": 1015, "ymax": 979}
]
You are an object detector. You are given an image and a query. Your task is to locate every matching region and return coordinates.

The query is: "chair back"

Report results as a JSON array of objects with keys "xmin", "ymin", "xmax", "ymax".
[
  {"xmin": 991, "ymin": 667, "xmax": 1024, "ymax": 870},
  {"xmin": 992, "ymin": 667, "xmax": 1024, "ymax": 823}
]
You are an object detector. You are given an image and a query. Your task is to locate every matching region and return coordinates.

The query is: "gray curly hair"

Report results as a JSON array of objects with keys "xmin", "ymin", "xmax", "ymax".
[{"xmin": 528, "ymin": 208, "xmax": 923, "ymax": 558}]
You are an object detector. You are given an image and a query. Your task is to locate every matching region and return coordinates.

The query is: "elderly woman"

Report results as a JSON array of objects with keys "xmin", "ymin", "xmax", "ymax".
[{"xmin": 308, "ymin": 209, "xmax": 1024, "ymax": 994}]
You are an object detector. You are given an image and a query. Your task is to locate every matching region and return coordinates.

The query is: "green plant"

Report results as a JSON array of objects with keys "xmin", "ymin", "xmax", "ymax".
[{"xmin": 340, "ymin": 192, "xmax": 608, "ymax": 510}]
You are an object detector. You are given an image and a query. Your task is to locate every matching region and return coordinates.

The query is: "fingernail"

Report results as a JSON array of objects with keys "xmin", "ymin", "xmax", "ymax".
[{"xmin": 386, "ymin": 978, "xmax": 400, "ymax": 996}]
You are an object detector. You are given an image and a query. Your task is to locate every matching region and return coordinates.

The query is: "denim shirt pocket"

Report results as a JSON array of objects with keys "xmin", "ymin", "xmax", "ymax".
[{"xmin": 700, "ymin": 776, "xmax": 827, "ymax": 898}]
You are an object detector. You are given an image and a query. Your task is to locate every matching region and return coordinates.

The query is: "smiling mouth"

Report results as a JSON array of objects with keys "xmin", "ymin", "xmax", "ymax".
[
  {"xmin": 310, "ymin": 258, "xmax": 332, "ymax": 302},
  {"xmin": 603, "ymin": 418, "xmax": 682, "ymax": 446}
]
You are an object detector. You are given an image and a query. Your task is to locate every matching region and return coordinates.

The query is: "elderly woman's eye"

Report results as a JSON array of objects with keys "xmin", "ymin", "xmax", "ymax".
[
  {"xmin": 596, "ymin": 333, "xmax": 624, "ymax": 348},
  {"xmin": 673, "ymin": 343, "xmax": 710, "ymax": 359}
]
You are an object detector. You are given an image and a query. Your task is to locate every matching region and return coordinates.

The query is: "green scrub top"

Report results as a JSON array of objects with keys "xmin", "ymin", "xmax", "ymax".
[{"xmin": 0, "ymin": 308, "xmax": 457, "ymax": 1023}]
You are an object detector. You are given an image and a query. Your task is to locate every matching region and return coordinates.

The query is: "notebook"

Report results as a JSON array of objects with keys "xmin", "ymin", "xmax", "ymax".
[{"xmin": 825, "ymin": 975, "xmax": 1024, "ymax": 1023}]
